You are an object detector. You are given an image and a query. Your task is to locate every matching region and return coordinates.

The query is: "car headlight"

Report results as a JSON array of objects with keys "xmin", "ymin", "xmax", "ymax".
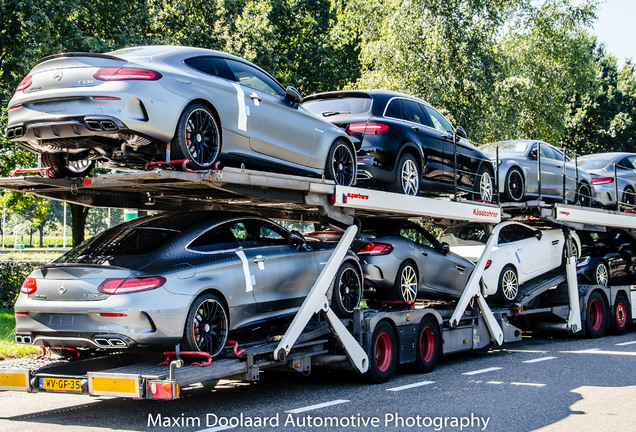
[{"xmin": 577, "ymin": 256, "xmax": 590, "ymax": 267}]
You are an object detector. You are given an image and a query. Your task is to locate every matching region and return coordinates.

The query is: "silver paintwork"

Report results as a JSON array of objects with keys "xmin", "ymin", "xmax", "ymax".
[
  {"xmin": 482, "ymin": 140, "xmax": 593, "ymax": 203},
  {"xmin": 578, "ymin": 152, "xmax": 636, "ymax": 206},
  {"xmin": 7, "ymin": 45, "xmax": 355, "ymax": 176},
  {"xmin": 14, "ymin": 211, "xmax": 361, "ymax": 350}
]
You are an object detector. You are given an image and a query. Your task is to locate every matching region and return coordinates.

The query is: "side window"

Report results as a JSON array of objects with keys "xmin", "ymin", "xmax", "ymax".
[
  {"xmin": 499, "ymin": 225, "xmax": 534, "ymax": 244},
  {"xmin": 423, "ymin": 106, "xmax": 454, "ymax": 134},
  {"xmin": 402, "ymin": 99, "xmax": 428, "ymax": 125},
  {"xmin": 539, "ymin": 144, "xmax": 556, "ymax": 160},
  {"xmin": 399, "ymin": 223, "xmax": 437, "ymax": 248},
  {"xmin": 384, "ymin": 99, "xmax": 404, "ymax": 120},
  {"xmin": 230, "ymin": 219, "xmax": 289, "ymax": 248},
  {"xmin": 189, "ymin": 223, "xmax": 240, "ymax": 252},
  {"xmin": 618, "ymin": 156, "xmax": 636, "ymax": 169},
  {"xmin": 225, "ymin": 59, "xmax": 286, "ymax": 97},
  {"xmin": 551, "ymin": 146, "xmax": 566, "ymax": 161},
  {"xmin": 184, "ymin": 57, "xmax": 235, "ymax": 81}
]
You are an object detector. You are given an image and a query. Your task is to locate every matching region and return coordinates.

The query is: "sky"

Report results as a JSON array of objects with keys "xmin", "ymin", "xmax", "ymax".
[{"xmin": 591, "ymin": 0, "xmax": 636, "ymax": 66}]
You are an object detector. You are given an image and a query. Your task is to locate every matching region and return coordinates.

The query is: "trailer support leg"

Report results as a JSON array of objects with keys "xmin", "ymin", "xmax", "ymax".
[
  {"xmin": 564, "ymin": 229, "xmax": 582, "ymax": 332},
  {"xmin": 274, "ymin": 225, "xmax": 369, "ymax": 373}
]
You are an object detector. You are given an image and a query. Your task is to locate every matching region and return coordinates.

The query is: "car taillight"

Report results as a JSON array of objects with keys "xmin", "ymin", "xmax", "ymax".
[
  {"xmin": 485, "ymin": 260, "xmax": 492, "ymax": 269},
  {"xmin": 21, "ymin": 278, "xmax": 37, "ymax": 294},
  {"xmin": 98, "ymin": 276, "xmax": 166, "ymax": 295},
  {"xmin": 591, "ymin": 177, "xmax": 613, "ymax": 185},
  {"xmin": 357, "ymin": 242, "xmax": 393, "ymax": 255},
  {"xmin": 16, "ymin": 75, "xmax": 32, "ymax": 92},
  {"xmin": 346, "ymin": 122, "xmax": 389, "ymax": 135},
  {"xmin": 93, "ymin": 67, "xmax": 162, "ymax": 81}
]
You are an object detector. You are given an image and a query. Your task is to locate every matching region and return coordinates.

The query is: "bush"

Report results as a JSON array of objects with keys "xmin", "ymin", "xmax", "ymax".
[{"xmin": 0, "ymin": 260, "xmax": 48, "ymax": 308}]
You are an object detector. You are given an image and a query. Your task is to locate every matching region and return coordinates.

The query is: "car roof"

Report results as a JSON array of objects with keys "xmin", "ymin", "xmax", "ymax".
[
  {"xmin": 579, "ymin": 152, "xmax": 634, "ymax": 161},
  {"xmin": 108, "ymin": 45, "xmax": 248, "ymax": 63},
  {"xmin": 116, "ymin": 210, "xmax": 266, "ymax": 232},
  {"xmin": 304, "ymin": 89, "xmax": 433, "ymax": 107}
]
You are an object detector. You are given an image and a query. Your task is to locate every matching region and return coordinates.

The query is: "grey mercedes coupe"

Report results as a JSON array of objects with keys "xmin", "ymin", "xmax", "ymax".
[
  {"xmin": 481, "ymin": 140, "xmax": 593, "ymax": 206},
  {"xmin": 6, "ymin": 46, "xmax": 356, "ymax": 185},
  {"xmin": 13, "ymin": 212, "xmax": 362, "ymax": 358}
]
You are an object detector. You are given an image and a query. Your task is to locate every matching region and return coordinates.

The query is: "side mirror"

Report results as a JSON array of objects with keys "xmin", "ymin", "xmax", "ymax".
[
  {"xmin": 289, "ymin": 230, "xmax": 306, "ymax": 246},
  {"xmin": 286, "ymin": 86, "xmax": 303, "ymax": 107},
  {"xmin": 535, "ymin": 230, "xmax": 542, "ymax": 241},
  {"xmin": 455, "ymin": 126, "xmax": 467, "ymax": 139},
  {"xmin": 440, "ymin": 242, "xmax": 450, "ymax": 255},
  {"xmin": 530, "ymin": 148, "xmax": 538, "ymax": 160}
]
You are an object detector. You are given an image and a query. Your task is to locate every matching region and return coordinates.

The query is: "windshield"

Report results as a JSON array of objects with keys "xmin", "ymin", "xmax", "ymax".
[
  {"xmin": 480, "ymin": 140, "xmax": 528, "ymax": 155},
  {"xmin": 578, "ymin": 157, "xmax": 611, "ymax": 169},
  {"xmin": 439, "ymin": 225, "xmax": 488, "ymax": 246},
  {"xmin": 303, "ymin": 96, "xmax": 373, "ymax": 117},
  {"xmin": 55, "ymin": 227, "xmax": 179, "ymax": 264}
]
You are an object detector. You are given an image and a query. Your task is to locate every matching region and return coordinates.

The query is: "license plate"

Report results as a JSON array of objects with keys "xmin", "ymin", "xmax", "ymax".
[{"xmin": 39, "ymin": 377, "xmax": 83, "ymax": 393}]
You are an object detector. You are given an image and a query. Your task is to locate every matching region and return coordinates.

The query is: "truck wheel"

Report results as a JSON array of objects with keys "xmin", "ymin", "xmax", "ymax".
[
  {"xmin": 182, "ymin": 294, "xmax": 228, "ymax": 358},
  {"xmin": 366, "ymin": 321, "xmax": 397, "ymax": 383},
  {"xmin": 415, "ymin": 316, "xmax": 441, "ymax": 373},
  {"xmin": 42, "ymin": 152, "xmax": 94, "ymax": 178},
  {"xmin": 331, "ymin": 262, "xmax": 362, "ymax": 318},
  {"xmin": 612, "ymin": 294, "xmax": 630, "ymax": 335},
  {"xmin": 393, "ymin": 261, "xmax": 418, "ymax": 302},
  {"xmin": 173, "ymin": 104, "xmax": 221, "ymax": 170},
  {"xmin": 495, "ymin": 265, "xmax": 519, "ymax": 303},
  {"xmin": 585, "ymin": 291, "xmax": 606, "ymax": 338}
]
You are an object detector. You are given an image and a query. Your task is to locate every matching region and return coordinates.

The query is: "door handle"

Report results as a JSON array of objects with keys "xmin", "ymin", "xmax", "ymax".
[
  {"xmin": 421, "ymin": 251, "xmax": 428, "ymax": 256},
  {"xmin": 456, "ymin": 265, "xmax": 466, "ymax": 272},
  {"xmin": 516, "ymin": 248, "xmax": 523, "ymax": 252},
  {"xmin": 250, "ymin": 92, "xmax": 263, "ymax": 102},
  {"xmin": 253, "ymin": 255, "xmax": 267, "ymax": 263},
  {"xmin": 412, "ymin": 126, "xmax": 420, "ymax": 132}
]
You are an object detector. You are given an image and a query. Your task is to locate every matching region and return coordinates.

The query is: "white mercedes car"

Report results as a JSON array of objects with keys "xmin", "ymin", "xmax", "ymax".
[{"xmin": 439, "ymin": 221, "xmax": 581, "ymax": 302}]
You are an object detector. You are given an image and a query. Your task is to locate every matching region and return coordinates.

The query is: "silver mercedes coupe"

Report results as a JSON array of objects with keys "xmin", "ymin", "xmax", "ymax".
[
  {"xmin": 6, "ymin": 46, "xmax": 356, "ymax": 184},
  {"xmin": 13, "ymin": 212, "xmax": 362, "ymax": 358}
]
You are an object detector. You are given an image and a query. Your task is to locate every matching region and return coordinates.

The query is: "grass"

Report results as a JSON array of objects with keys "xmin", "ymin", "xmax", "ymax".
[
  {"xmin": 0, "ymin": 251, "xmax": 65, "ymax": 262},
  {"xmin": 0, "ymin": 308, "xmax": 39, "ymax": 360}
]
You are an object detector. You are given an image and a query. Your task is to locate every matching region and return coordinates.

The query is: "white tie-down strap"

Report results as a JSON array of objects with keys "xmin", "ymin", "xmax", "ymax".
[
  {"xmin": 235, "ymin": 249, "xmax": 253, "ymax": 292},
  {"xmin": 232, "ymin": 83, "xmax": 248, "ymax": 132}
]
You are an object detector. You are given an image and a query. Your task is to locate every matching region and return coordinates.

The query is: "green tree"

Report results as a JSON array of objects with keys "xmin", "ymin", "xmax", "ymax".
[{"xmin": 3, "ymin": 191, "xmax": 51, "ymax": 247}]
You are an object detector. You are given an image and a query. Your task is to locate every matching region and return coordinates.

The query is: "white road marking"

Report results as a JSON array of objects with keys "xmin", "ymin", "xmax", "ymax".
[
  {"xmin": 523, "ymin": 356, "xmax": 557, "ymax": 363},
  {"xmin": 386, "ymin": 381, "xmax": 435, "ymax": 391},
  {"xmin": 511, "ymin": 382, "xmax": 546, "ymax": 387},
  {"xmin": 487, "ymin": 381, "xmax": 504, "ymax": 385},
  {"xmin": 615, "ymin": 341, "xmax": 636, "ymax": 346},
  {"xmin": 462, "ymin": 367, "xmax": 502, "ymax": 376},
  {"xmin": 566, "ymin": 348, "xmax": 601, "ymax": 353},
  {"xmin": 285, "ymin": 399, "xmax": 350, "ymax": 414}
]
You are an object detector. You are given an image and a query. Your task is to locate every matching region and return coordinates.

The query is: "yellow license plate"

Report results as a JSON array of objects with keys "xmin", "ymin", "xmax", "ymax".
[{"xmin": 39, "ymin": 377, "xmax": 83, "ymax": 392}]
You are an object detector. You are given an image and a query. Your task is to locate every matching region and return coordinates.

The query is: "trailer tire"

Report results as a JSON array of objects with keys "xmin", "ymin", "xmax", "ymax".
[
  {"xmin": 182, "ymin": 293, "xmax": 229, "ymax": 358},
  {"xmin": 612, "ymin": 294, "xmax": 630, "ymax": 335},
  {"xmin": 585, "ymin": 291, "xmax": 606, "ymax": 338},
  {"xmin": 331, "ymin": 262, "xmax": 362, "ymax": 318},
  {"xmin": 415, "ymin": 316, "xmax": 441, "ymax": 373},
  {"xmin": 366, "ymin": 321, "xmax": 397, "ymax": 383}
]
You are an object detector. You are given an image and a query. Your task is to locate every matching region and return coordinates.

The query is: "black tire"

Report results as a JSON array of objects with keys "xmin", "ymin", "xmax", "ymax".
[
  {"xmin": 576, "ymin": 182, "xmax": 592, "ymax": 207},
  {"xmin": 585, "ymin": 291, "xmax": 607, "ymax": 338},
  {"xmin": 622, "ymin": 187, "xmax": 635, "ymax": 206},
  {"xmin": 366, "ymin": 321, "xmax": 397, "ymax": 383},
  {"xmin": 495, "ymin": 265, "xmax": 519, "ymax": 303},
  {"xmin": 611, "ymin": 294, "xmax": 630, "ymax": 335},
  {"xmin": 414, "ymin": 316, "xmax": 441, "ymax": 373},
  {"xmin": 325, "ymin": 139, "xmax": 355, "ymax": 186},
  {"xmin": 473, "ymin": 166, "xmax": 494, "ymax": 202},
  {"xmin": 42, "ymin": 152, "xmax": 94, "ymax": 178},
  {"xmin": 331, "ymin": 262, "xmax": 362, "ymax": 318},
  {"xmin": 182, "ymin": 294, "xmax": 229, "ymax": 358},
  {"xmin": 392, "ymin": 261, "xmax": 418, "ymax": 302},
  {"xmin": 592, "ymin": 261, "xmax": 609, "ymax": 287},
  {"xmin": 503, "ymin": 167, "xmax": 524, "ymax": 202},
  {"xmin": 172, "ymin": 103, "xmax": 221, "ymax": 170},
  {"xmin": 390, "ymin": 153, "xmax": 420, "ymax": 196}
]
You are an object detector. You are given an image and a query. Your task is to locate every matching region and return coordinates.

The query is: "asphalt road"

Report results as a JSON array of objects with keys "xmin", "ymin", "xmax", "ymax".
[{"xmin": 1, "ymin": 329, "xmax": 634, "ymax": 432}]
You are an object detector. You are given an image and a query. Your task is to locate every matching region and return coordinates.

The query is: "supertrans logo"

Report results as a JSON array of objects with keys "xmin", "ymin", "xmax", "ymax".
[{"xmin": 346, "ymin": 192, "xmax": 369, "ymax": 200}]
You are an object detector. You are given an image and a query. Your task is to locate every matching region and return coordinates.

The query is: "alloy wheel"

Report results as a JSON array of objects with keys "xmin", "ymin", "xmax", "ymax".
[
  {"xmin": 192, "ymin": 297, "xmax": 228, "ymax": 356},
  {"xmin": 480, "ymin": 171, "xmax": 493, "ymax": 202},
  {"xmin": 185, "ymin": 108, "xmax": 221, "ymax": 167},
  {"xmin": 400, "ymin": 159, "xmax": 420, "ymax": 196},
  {"xmin": 331, "ymin": 143, "xmax": 355, "ymax": 186},
  {"xmin": 400, "ymin": 265, "xmax": 418, "ymax": 302},
  {"xmin": 501, "ymin": 269, "xmax": 519, "ymax": 301}
]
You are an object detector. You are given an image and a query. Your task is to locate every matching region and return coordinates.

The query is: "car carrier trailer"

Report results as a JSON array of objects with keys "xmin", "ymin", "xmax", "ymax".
[{"xmin": 0, "ymin": 167, "xmax": 634, "ymax": 400}]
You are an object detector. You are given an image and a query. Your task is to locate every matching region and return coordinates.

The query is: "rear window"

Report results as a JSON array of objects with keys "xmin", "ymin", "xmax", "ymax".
[
  {"xmin": 303, "ymin": 96, "xmax": 373, "ymax": 117},
  {"xmin": 578, "ymin": 158, "xmax": 610, "ymax": 169},
  {"xmin": 55, "ymin": 227, "xmax": 179, "ymax": 264}
]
